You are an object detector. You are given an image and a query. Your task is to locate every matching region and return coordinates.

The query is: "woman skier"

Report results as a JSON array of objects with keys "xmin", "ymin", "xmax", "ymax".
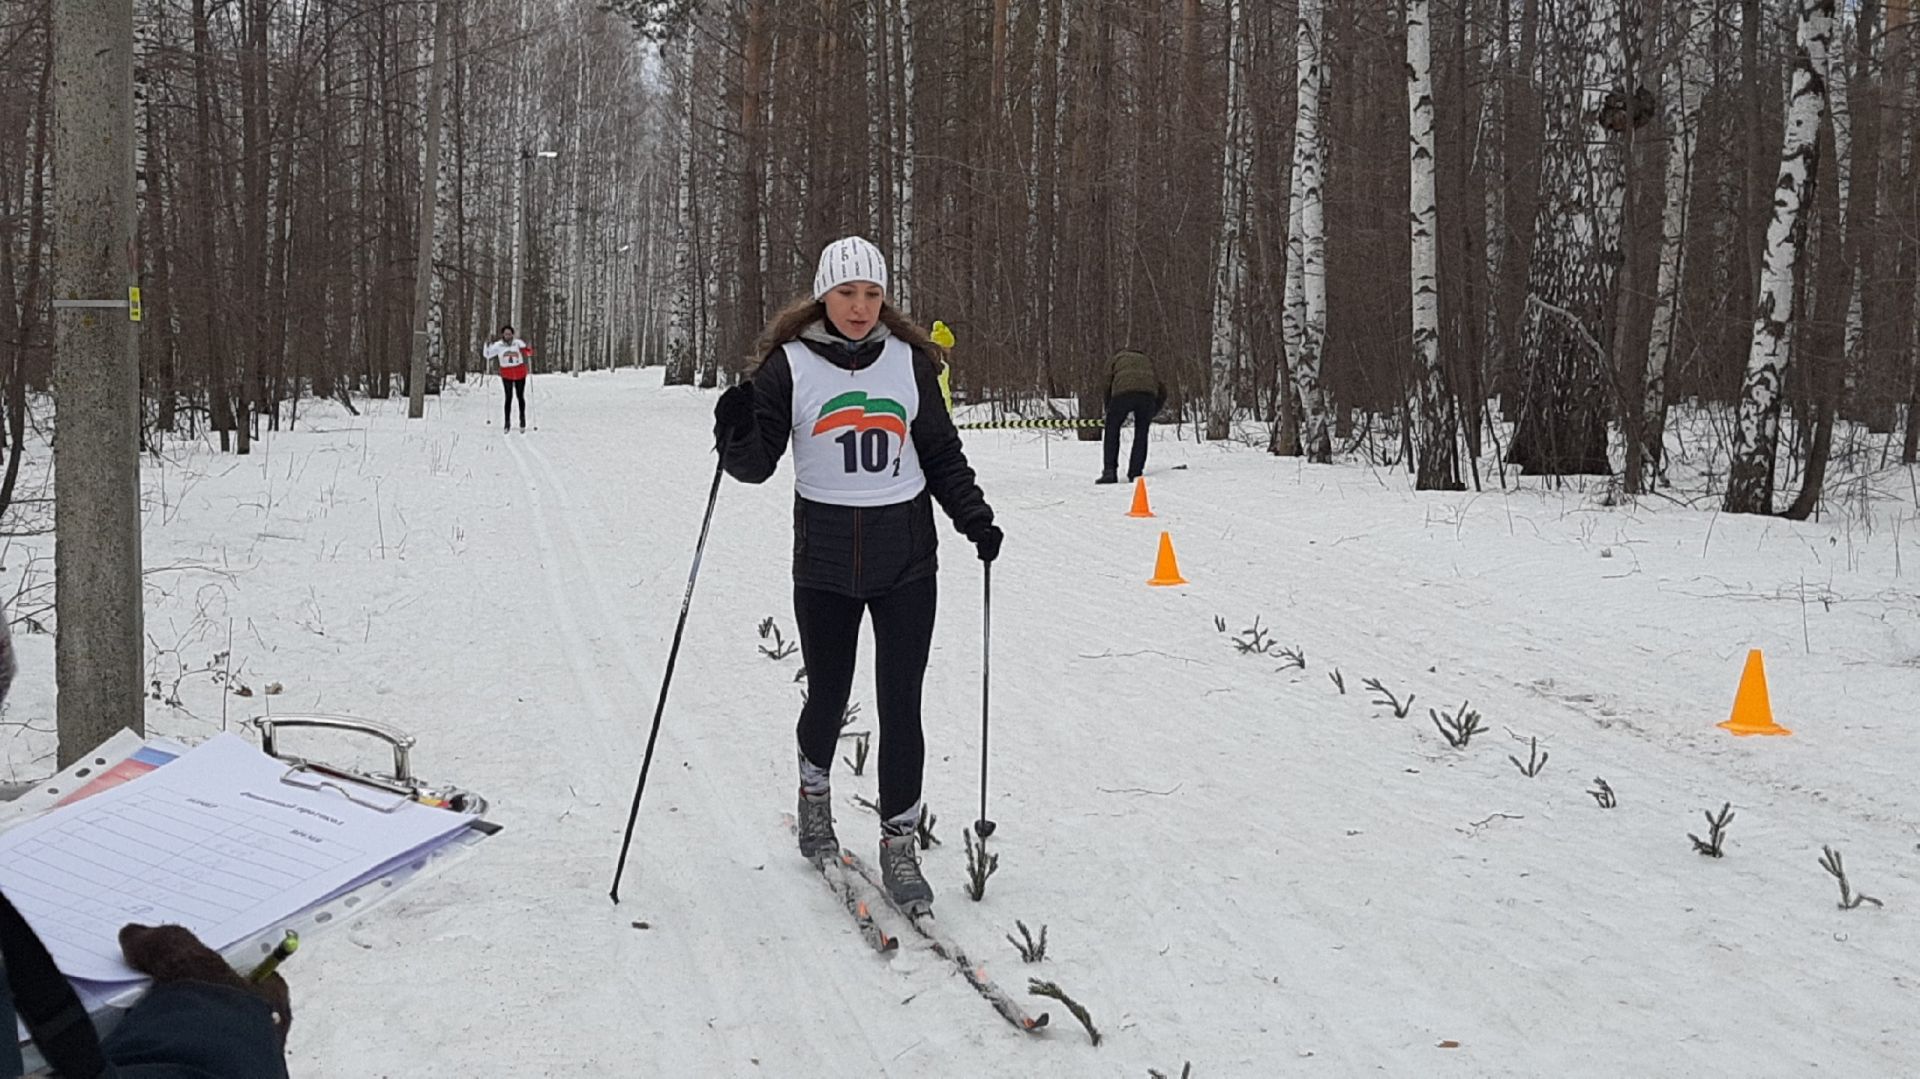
[
  {"xmin": 486, "ymin": 325, "xmax": 531, "ymax": 430},
  {"xmin": 712, "ymin": 236, "xmax": 1001, "ymax": 913}
]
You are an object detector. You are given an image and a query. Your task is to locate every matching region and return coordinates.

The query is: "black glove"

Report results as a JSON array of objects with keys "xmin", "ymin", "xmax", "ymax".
[
  {"xmin": 713, "ymin": 382, "xmax": 755, "ymax": 445},
  {"xmin": 120, "ymin": 923, "xmax": 292, "ymax": 1045},
  {"xmin": 965, "ymin": 521, "xmax": 1003, "ymax": 563}
]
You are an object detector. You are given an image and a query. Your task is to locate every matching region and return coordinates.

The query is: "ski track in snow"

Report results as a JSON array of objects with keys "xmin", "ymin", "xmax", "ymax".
[
  {"xmin": 5, "ymin": 369, "xmax": 1919, "ymax": 1077},
  {"xmin": 508, "ymin": 432, "xmax": 904, "ymax": 1072},
  {"xmin": 503, "ymin": 431, "xmax": 760, "ymax": 1068}
]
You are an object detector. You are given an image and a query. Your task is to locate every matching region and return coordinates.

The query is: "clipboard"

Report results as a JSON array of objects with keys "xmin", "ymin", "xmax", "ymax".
[
  {"xmin": 8, "ymin": 717, "xmax": 498, "ymax": 1070},
  {"xmin": 254, "ymin": 713, "xmax": 490, "ymax": 815}
]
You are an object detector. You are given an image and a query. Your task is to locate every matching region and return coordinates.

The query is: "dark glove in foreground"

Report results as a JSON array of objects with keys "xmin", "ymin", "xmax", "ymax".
[
  {"xmin": 120, "ymin": 923, "xmax": 291, "ymax": 1042},
  {"xmin": 713, "ymin": 382, "xmax": 755, "ymax": 445},
  {"xmin": 965, "ymin": 522, "xmax": 1003, "ymax": 563}
]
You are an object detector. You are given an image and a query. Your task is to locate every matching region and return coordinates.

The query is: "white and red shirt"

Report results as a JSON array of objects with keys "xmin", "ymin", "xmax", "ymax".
[{"xmin": 486, "ymin": 338, "xmax": 531, "ymax": 380}]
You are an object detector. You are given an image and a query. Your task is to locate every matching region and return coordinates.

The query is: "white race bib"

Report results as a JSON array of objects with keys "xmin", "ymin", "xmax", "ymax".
[
  {"xmin": 786, "ymin": 339, "xmax": 926, "ymax": 507},
  {"xmin": 488, "ymin": 339, "xmax": 528, "ymax": 369}
]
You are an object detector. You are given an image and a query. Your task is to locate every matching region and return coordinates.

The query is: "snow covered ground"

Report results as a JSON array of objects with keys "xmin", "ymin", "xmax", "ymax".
[{"xmin": 5, "ymin": 369, "xmax": 1920, "ymax": 1076}]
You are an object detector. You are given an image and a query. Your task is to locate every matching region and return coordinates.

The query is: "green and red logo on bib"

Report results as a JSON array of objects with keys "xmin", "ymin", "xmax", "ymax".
[{"xmin": 812, "ymin": 391, "xmax": 908, "ymax": 441}]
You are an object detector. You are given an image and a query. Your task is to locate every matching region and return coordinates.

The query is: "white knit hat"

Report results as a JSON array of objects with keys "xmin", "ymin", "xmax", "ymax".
[{"xmin": 812, "ymin": 236, "xmax": 888, "ymax": 300}]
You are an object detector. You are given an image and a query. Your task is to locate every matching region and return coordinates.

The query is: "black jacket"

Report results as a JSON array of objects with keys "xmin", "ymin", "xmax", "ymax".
[{"xmin": 722, "ymin": 336, "xmax": 993, "ymax": 598}]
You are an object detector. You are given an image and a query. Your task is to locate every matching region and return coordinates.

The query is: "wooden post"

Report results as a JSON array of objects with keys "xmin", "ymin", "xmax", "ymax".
[{"xmin": 52, "ymin": 0, "xmax": 145, "ymax": 764}]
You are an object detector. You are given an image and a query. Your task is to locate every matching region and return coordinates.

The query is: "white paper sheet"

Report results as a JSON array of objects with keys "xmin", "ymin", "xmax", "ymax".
[{"xmin": 0, "ymin": 733, "xmax": 470, "ymax": 984}]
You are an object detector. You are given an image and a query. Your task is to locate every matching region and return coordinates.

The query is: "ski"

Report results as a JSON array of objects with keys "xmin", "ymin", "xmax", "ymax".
[
  {"xmin": 782, "ymin": 815, "xmax": 898, "ymax": 954},
  {"xmin": 841, "ymin": 847, "xmax": 1050, "ymax": 1033}
]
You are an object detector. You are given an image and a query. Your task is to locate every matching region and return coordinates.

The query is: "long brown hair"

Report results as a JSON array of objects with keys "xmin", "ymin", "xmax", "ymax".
[{"xmin": 750, "ymin": 294, "xmax": 943, "ymax": 370}]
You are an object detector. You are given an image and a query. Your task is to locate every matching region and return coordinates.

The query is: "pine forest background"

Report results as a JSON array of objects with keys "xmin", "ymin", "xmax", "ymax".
[{"xmin": 2, "ymin": 0, "xmax": 1917, "ymax": 517}]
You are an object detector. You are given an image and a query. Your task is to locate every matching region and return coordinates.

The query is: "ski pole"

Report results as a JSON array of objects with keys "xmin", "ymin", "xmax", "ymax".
[
  {"xmin": 610, "ymin": 453, "xmax": 726, "ymax": 904},
  {"xmin": 973, "ymin": 560, "xmax": 997, "ymax": 839}
]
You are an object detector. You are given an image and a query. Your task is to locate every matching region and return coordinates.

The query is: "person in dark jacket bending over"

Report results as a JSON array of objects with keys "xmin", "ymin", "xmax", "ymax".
[
  {"xmin": 712, "ymin": 236, "xmax": 1001, "ymax": 913},
  {"xmin": 1098, "ymin": 347, "xmax": 1166, "ymax": 484}
]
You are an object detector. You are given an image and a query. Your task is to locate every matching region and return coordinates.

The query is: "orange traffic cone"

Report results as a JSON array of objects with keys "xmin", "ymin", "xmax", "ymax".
[
  {"xmin": 1127, "ymin": 477, "xmax": 1155, "ymax": 518},
  {"xmin": 1148, "ymin": 532, "xmax": 1188, "ymax": 586},
  {"xmin": 1718, "ymin": 649, "xmax": 1790, "ymax": 736}
]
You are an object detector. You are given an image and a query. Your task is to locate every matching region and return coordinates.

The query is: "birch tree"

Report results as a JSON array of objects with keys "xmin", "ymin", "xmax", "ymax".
[
  {"xmin": 1783, "ymin": 1, "xmax": 1882, "ymax": 519},
  {"xmin": 1407, "ymin": 0, "xmax": 1456, "ymax": 489},
  {"xmin": 1632, "ymin": 0, "xmax": 1711, "ymax": 493},
  {"xmin": 408, "ymin": 0, "xmax": 450, "ymax": 419},
  {"xmin": 893, "ymin": 0, "xmax": 916, "ymax": 312},
  {"xmin": 1584, "ymin": 0, "xmax": 1629, "ymax": 258},
  {"xmin": 1289, "ymin": 0, "xmax": 1331, "ymax": 462},
  {"xmin": 1206, "ymin": 0, "xmax": 1247, "ymax": 441},
  {"xmin": 1277, "ymin": 148, "xmax": 1306, "ymax": 455},
  {"xmin": 1837, "ymin": 1, "xmax": 1883, "ymax": 424},
  {"xmin": 1724, "ymin": 0, "xmax": 1836, "ymax": 515},
  {"xmin": 1508, "ymin": 0, "xmax": 1613, "ymax": 476},
  {"xmin": 664, "ymin": 29, "xmax": 696, "ymax": 386}
]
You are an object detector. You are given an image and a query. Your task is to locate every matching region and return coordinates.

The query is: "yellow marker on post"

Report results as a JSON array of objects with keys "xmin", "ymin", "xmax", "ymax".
[
  {"xmin": 930, "ymin": 320, "xmax": 955, "ymax": 412},
  {"xmin": 128, "ymin": 287, "xmax": 143, "ymax": 323}
]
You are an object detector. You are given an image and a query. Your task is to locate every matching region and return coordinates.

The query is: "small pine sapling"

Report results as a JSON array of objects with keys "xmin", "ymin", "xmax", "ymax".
[
  {"xmin": 1818, "ymin": 846, "xmax": 1883, "ymax": 909},
  {"xmin": 852, "ymin": 793, "xmax": 882, "ymax": 816},
  {"xmin": 1148, "ymin": 1066, "xmax": 1193, "ymax": 1079},
  {"xmin": 1230, "ymin": 616, "xmax": 1283, "ymax": 658},
  {"xmin": 1430, "ymin": 701, "xmax": 1484, "ymax": 748},
  {"xmin": 1213, "ymin": 615, "xmax": 1227, "ymax": 633},
  {"xmin": 841, "ymin": 731, "xmax": 871, "ymax": 776},
  {"xmin": 916, "ymin": 807, "xmax": 941, "ymax": 849},
  {"xmin": 1587, "ymin": 777, "xmax": 1616, "ymax": 808},
  {"xmin": 757, "ymin": 617, "xmax": 798, "ymax": 660},
  {"xmin": 1329, "ymin": 668, "xmax": 1345, "ymax": 694},
  {"xmin": 964, "ymin": 829, "xmax": 999, "ymax": 901},
  {"xmin": 1363, "ymin": 677, "xmax": 1415, "ymax": 718},
  {"xmin": 1689, "ymin": 802, "xmax": 1734, "ymax": 857},
  {"xmin": 1274, "ymin": 645, "xmax": 1306, "ymax": 671},
  {"xmin": 1029, "ymin": 980, "xmax": 1100, "ymax": 1046},
  {"xmin": 1006, "ymin": 920, "xmax": 1048, "ymax": 963},
  {"xmin": 1508, "ymin": 737, "xmax": 1548, "ymax": 777}
]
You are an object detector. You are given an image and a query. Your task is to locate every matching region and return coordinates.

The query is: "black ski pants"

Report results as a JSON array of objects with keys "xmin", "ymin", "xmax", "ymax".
[
  {"xmin": 502, "ymin": 378, "xmax": 526, "ymax": 428},
  {"xmin": 793, "ymin": 575, "xmax": 937, "ymax": 822},
  {"xmin": 1103, "ymin": 391, "xmax": 1159, "ymax": 479}
]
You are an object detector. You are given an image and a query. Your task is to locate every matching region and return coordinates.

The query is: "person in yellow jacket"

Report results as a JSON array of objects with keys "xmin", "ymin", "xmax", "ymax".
[{"xmin": 931, "ymin": 320, "xmax": 955, "ymax": 412}]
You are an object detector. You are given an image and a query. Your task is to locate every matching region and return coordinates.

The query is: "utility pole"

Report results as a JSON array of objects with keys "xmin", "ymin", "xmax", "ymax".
[
  {"xmin": 511, "ymin": 150, "xmax": 528, "ymax": 331},
  {"xmin": 409, "ymin": 0, "xmax": 451, "ymax": 419},
  {"xmin": 572, "ymin": 200, "xmax": 586, "ymax": 373},
  {"xmin": 52, "ymin": 0, "xmax": 144, "ymax": 764},
  {"xmin": 510, "ymin": 149, "xmax": 557, "ymax": 333}
]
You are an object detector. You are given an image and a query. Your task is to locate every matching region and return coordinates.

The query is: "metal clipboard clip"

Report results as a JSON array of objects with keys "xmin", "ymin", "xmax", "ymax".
[{"xmin": 248, "ymin": 714, "xmax": 489, "ymax": 815}]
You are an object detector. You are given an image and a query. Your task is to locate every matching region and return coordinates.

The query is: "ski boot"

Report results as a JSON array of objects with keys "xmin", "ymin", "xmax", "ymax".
[
  {"xmin": 1095, "ymin": 471, "xmax": 1119, "ymax": 485},
  {"xmin": 879, "ymin": 831, "xmax": 933, "ymax": 915},
  {"xmin": 796, "ymin": 789, "xmax": 838, "ymax": 860}
]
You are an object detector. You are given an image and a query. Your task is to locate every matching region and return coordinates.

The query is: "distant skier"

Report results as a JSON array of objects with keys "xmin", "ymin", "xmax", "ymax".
[
  {"xmin": 1097, "ymin": 346, "xmax": 1165, "ymax": 484},
  {"xmin": 713, "ymin": 236, "xmax": 1002, "ymax": 913},
  {"xmin": 485, "ymin": 325, "xmax": 531, "ymax": 430}
]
